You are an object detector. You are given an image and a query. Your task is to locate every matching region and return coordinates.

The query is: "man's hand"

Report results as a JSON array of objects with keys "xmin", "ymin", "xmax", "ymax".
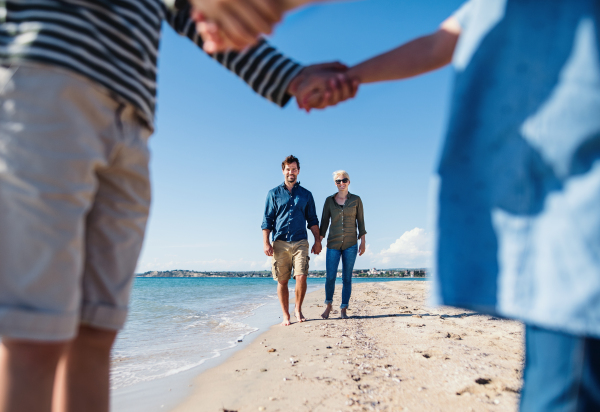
[
  {"xmin": 311, "ymin": 240, "xmax": 322, "ymax": 255},
  {"xmin": 264, "ymin": 242, "xmax": 274, "ymax": 256},
  {"xmin": 189, "ymin": 0, "xmax": 283, "ymax": 53},
  {"xmin": 287, "ymin": 62, "xmax": 359, "ymax": 112}
]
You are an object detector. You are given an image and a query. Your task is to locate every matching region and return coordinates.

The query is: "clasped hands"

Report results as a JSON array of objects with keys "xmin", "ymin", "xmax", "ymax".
[{"xmin": 289, "ymin": 62, "xmax": 359, "ymax": 112}]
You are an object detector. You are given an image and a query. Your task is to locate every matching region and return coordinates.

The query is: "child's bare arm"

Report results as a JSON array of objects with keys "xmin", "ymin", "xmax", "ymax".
[{"xmin": 347, "ymin": 16, "xmax": 462, "ymax": 84}]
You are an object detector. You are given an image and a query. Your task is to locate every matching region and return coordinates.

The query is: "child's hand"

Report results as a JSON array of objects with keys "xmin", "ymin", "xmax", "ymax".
[{"xmin": 296, "ymin": 87, "xmax": 325, "ymax": 111}]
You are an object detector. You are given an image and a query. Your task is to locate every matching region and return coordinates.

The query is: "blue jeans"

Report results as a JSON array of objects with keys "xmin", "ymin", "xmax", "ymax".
[
  {"xmin": 324, "ymin": 244, "xmax": 358, "ymax": 309},
  {"xmin": 520, "ymin": 325, "xmax": 600, "ymax": 412}
]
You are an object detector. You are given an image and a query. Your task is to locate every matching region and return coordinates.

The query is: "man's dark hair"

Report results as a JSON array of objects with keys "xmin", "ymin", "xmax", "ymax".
[{"xmin": 282, "ymin": 155, "xmax": 300, "ymax": 170}]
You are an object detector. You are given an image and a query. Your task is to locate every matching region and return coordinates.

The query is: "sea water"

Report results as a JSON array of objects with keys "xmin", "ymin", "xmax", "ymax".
[{"xmin": 110, "ymin": 277, "xmax": 425, "ymax": 390}]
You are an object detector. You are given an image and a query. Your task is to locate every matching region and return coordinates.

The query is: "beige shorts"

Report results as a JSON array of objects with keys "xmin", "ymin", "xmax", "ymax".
[
  {"xmin": 0, "ymin": 63, "xmax": 152, "ymax": 341},
  {"xmin": 272, "ymin": 239, "xmax": 310, "ymax": 281}
]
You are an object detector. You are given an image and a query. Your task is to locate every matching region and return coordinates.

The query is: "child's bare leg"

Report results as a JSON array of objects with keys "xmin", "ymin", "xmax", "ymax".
[
  {"xmin": 0, "ymin": 338, "xmax": 66, "ymax": 412},
  {"xmin": 52, "ymin": 325, "xmax": 116, "ymax": 412}
]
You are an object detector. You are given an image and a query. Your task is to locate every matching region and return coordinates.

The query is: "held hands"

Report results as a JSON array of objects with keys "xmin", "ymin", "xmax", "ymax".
[
  {"xmin": 287, "ymin": 62, "xmax": 360, "ymax": 112},
  {"xmin": 311, "ymin": 240, "xmax": 322, "ymax": 255}
]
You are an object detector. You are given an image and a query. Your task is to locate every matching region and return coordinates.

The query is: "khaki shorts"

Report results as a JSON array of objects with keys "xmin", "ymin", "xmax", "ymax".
[
  {"xmin": 272, "ymin": 239, "xmax": 310, "ymax": 281},
  {"xmin": 0, "ymin": 63, "xmax": 151, "ymax": 341}
]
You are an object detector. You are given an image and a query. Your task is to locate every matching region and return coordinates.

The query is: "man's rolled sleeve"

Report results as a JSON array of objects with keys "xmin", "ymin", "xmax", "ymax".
[
  {"xmin": 305, "ymin": 193, "xmax": 319, "ymax": 229},
  {"xmin": 261, "ymin": 192, "xmax": 276, "ymax": 231}
]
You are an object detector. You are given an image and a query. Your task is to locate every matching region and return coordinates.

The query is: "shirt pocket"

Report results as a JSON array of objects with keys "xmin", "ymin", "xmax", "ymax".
[
  {"xmin": 345, "ymin": 206, "xmax": 357, "ymax": 223},
  {"xmin": 275, "ymin": 193, "xmax": 289, "ymax": 209},
  {"xmin": 294, "ymin": 193, "xmax": 308, "ymax": 210}
]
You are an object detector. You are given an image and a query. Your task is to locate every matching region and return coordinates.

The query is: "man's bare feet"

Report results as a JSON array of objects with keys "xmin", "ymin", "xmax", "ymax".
[
  {"xmin": 281, "ymin": 314, "xmax": 291, "ymax": 326},
  {"xmin": 295, "ymin": 310, "xmax": 307, "ymax": 322},
  {"xmin": 340, "ymin": 308, "xmax": 349, "ymax": 319},
  {"xmin": 321, "ymin": 304, "xmax": 332, "ymax": 319}
]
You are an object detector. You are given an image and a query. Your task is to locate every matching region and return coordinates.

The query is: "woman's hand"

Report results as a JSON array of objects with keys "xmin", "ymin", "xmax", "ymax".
[{"xmin": 358, "ymin": 242, "xmax": 366, "ymax": 256}]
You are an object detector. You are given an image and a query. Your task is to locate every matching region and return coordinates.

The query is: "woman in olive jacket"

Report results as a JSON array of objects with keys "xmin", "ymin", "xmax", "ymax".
[{"xmin": 319, "ymin": 170, "xmax": 366, "ymax": 319}]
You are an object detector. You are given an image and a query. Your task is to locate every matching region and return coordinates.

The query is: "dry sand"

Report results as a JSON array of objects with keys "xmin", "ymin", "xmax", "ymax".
[{"xmin": 172, "ymin": 281, "xmax": 524, "ymax": 412}]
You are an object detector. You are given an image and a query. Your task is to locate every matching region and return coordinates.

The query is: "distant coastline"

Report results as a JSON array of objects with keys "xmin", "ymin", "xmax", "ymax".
[{"xmin": 136, "ymin": 268, "xmax": 428, "ymax": 278}]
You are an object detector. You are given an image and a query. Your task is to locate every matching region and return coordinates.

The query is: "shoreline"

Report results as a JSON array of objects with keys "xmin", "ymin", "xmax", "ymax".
[
  {"xmin": 111, "ymin": 297, "xmax": 283, "ymax": 412},
  {"xmin": 171, "ymin": 281, "xmax": 524, "ymax": 412},
  {"xmin": 112, "ymin": 279, "xmax": 430, "ymax": 411},
  {"xmin": 111, "ymin": 280, "xmax": 327, "ymax": 412}
]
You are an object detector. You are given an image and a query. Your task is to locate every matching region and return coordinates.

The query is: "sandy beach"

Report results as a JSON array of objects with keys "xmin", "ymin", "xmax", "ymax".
[{"xmin": 172, "ymin": 281, "xmax": 524, "ymax": 412}]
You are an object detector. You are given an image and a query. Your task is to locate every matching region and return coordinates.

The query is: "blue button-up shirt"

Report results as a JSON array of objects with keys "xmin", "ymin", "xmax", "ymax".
[
  {"xmin": 261, "ymin": 182, "xmax": 319, "ymax": 242},
  {"xmin": 432, "ymin": 0, "xmax": 600, "ymax": 338}
]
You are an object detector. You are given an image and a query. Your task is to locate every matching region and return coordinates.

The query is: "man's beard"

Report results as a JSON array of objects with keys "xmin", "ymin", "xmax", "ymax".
[{"xmin": 287, "ymin": 176, "xmax": 297, "ymax": 182}]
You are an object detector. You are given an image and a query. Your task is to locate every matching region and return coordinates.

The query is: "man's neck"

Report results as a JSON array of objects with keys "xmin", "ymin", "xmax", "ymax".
[{"xmin": 285, "ymin": 181, "xmax": 296, "ymax": 192}]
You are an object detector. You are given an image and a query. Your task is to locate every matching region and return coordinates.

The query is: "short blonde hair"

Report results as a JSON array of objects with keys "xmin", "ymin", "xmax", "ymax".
[{"xmin": 332, "ymin": 170, "xmax": 350, "ymax": 181}]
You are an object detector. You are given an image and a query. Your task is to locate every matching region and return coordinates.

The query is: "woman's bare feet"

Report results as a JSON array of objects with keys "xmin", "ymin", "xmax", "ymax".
[
  {"xmin": 340, "ymin": 308, "xmax": 349, "ymax": 319},
  {"xmin": 321, "ymin": 304, "xmax": 332, "ymax": 319},
  {"xmin": 295, "ymin": 310, "xmax": 307, "ymax": 322}
]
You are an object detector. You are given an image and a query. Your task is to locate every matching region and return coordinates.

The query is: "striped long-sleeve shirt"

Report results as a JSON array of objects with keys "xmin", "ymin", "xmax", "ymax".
[{"xmin": 0, "ymin": 0, "xmax": 303, "ymax": 127}]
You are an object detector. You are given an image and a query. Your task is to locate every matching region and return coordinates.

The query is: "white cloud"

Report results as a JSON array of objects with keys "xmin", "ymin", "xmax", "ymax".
[{"xmin": 376, "ymin": 227, "xmax": 432, "ymax": 267}]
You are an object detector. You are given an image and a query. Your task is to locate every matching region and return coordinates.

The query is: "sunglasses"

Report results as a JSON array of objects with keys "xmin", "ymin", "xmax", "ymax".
[{"xmin": 335, "ymin": 178, "xmax": 349, "ymax": 184}]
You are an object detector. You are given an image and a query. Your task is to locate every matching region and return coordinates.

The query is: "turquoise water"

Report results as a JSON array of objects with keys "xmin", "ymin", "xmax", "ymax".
[{"xmin": 110, "ymin": 277, "xmax": 426, "ymax": 389}]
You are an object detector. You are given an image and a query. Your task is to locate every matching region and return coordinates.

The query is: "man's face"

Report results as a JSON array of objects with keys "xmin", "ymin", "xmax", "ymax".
[{"xmin": 282, "ymin": 162, "xmax": 299, "ymax": 184}]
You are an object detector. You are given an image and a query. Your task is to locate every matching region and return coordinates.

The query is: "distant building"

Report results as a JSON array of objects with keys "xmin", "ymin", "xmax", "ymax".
[{"xmin": 414, "ymin": 270, "xmax": 426, "ymax": 277}]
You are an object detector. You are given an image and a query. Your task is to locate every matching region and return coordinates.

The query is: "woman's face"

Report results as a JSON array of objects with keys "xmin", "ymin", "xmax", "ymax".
[{"xmin": 334, "ymin": 175, "xmax": 350, "ymax": 191}]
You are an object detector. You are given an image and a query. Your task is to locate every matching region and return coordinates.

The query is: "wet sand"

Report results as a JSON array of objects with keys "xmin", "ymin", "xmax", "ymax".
[{"xmin": 172, "ymin": 281, "xmax": 524, "ymax": 412}]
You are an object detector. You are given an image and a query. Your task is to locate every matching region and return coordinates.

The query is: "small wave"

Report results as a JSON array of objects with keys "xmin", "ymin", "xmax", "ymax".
[
  {"xmin": 215, "ymin": 317, "xmax": 255, "ymax": 332},
  {"xmin": 111, "ymin": 279, "xmax": 277, "ymax": 390}
]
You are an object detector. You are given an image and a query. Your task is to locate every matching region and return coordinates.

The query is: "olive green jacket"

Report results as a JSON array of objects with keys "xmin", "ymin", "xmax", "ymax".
[{"xmin": 319, "ymin": 193, "xmax": 366, "ymax": 250}]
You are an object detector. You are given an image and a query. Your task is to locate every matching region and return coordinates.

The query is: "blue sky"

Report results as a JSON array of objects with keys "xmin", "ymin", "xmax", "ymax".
[{"xmin": 136, "ymin": 0, "xmax": 465, "ymax": 273}]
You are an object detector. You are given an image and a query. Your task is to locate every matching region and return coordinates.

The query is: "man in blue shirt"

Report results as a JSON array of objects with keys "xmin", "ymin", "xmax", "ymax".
[{"xmin": 262, "ymin": 155, "xmax": 321, "ymax": 326}]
